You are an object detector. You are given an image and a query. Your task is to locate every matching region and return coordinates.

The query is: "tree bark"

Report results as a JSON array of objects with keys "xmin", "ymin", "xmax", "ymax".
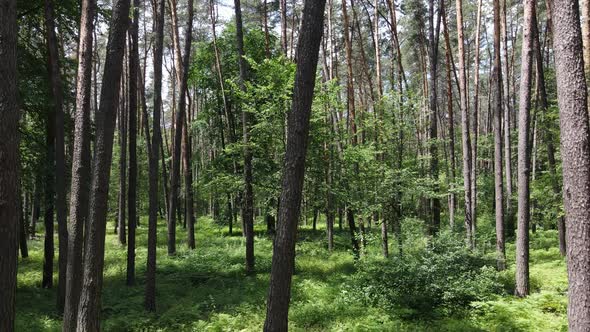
[
  {"xmin": 455, "ymin": 0, "xmax": 474, "ymax": 247},
  {"xmin": 75, "ymin": 0, "xmax": 131, "ymax": 329},
  {"xmin": 62, "ymin": 0, "xmax": 96, "ymax": 328},
  {"xmin": 493, "ymin": 0, "xmax": 506, "ymax": 271},
  {"xmin": 127, "ymin": 0, "xmax": 140, "ymax": 286},
  {"xmin": 145, "ymin": 0, "xmax": 165, "ymax": 312},
  {"xmin": 0, "ymin": 0, "xmax": 19, "ymax": 328},
  {"xmin": 515, "ymin": 0, "xmax": 536, "ymax": 298},
  {"xmin": 549, "ymin": 0, "xmax": 590, "ymax": 327},
  {"xmin": 234, "ymin": 0, "xmax": 255, "ymax": 274},
  {"xmin": 263, "ymin": 1, "xmax": 326, "ymax": 329}
]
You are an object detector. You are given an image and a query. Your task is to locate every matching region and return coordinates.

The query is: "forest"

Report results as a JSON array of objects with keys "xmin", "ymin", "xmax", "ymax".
[{"xmin": 1, "ymin": 0, "xmax": 590, "ymax": 330}]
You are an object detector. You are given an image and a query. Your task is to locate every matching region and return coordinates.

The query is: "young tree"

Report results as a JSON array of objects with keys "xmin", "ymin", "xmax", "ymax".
[
  {"xmin": 263, "ymin": 0, "xmax": 327, "ymax": 329},
  {"xmin": 63, "ymin": 0, "xmax": 96, "ymax": 328},
  {"xmin": 0, "ymin": 0, "xmax": 19, "ymax": 329},
  {"xmin": 76, "ymin": 0, "xmax": 131, "ymax": 329},
  {"xmin": 549, "ymin": 0, "xmax": 590, "ymax": 327},
  {"xmin": 146, "ymin": 0, "xmax": 165, "ymax": 312}
]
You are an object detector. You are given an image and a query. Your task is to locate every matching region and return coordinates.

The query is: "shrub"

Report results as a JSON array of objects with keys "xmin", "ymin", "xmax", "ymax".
[{"xmin": 347, "ymin": 231, "xmax": 502, "ymax": 318}]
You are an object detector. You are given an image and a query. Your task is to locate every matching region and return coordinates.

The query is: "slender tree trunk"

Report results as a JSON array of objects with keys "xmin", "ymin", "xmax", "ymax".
[
  {"xmin": 234, "ymin": 0, "xmax": 255, "ymax": 274},
  {"xmin": 76, "ymin": 0, "xmax": 131, "ymax": 329},
  {"xmin": 428, "ymin": 0, "xmax": 441, "ymax": 234},
  {"xmin": 62, "ymin": 0, "xmax": 95, "ymax": 328},
  {"xmin": 493, "ymin": 0, "xmax": 506, "ymax": 271},
  {"xmin": 502, "ymin": 0, "xmax": 515, "ymax": 238},
  {"xmin": 127, "ymin": 0, "xmax": 140, "ymax": 286},
  {"xmin": 263, "ymin": 2, "xmax": 326, "ymax": 328},
  {"xmin": 145, "ymin": 0, "xmax": 165, "ymax": 313},
  {"xmin": 0, "ymin": 0, "xmax": 19, "ymax": 328},
  {"xmin": 471, "ymin": 0, "xmax": 483, "ymax": 231},
  {"xmin": 455, "ymin": 0, "xmax": 474, "ymax": 247},
  {"xmin": 118, "ymin": 82, "xmax": 128, "ymax": 245},
  {"xmin": 549, "ymin": 0, "xmax": 590, "ymax": 326},
  {"xmin": 515, "ymin": 0, "xmax": 535, "ymax": 298}
]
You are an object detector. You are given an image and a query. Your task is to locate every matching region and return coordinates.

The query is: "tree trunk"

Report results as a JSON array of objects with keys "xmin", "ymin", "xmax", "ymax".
[
  {"xmin": 118, "ymin": 81, "xmax": 128, "ymax": 246},
  {"xmin": 0, "ymin": 0, "xmax": 19, "ymax": 328},
  {"xmin": 493, "ymin": 0, "xmax": 506, "ymax": 271},
  {"xmin": 502, "ymin": 0, "xmax": 515, "ymax": 238},
  {"xmin": 550, "ymin": 0, "xmax": 590, "ymax": 327},
  {"xmin": 515, "ymin": 0, "xmax": 535, "ymax": 298},
  {"xmin": 234, "ymin": 0, "xmax": 255, "ymax": 274},
  {"xmin": 428, "ymin": 0, "xmax": 441, "ymax": 234},
  {"xmin": 127, "ymin": 0, "xmax": 140, "ymax": 286},
  {"xmin": 455, "ymin": 0, "xmax": 474, "ymax": 247},
  {"xmin": 471, "ymin": 0, "xmax": 483, "ymax": 231},
  {"xmin": 62, "ymin": 0, "xmax": 95, "ymax": 328},
  {"xmin": 76, "ymin": 0, "xmax": 131, "ymax": 329},
  {"xmin": 145, "ymin": 0, "xmax": 165, "ymax": 313},
  {"xmin": 263, "ymin": 2, "xmax": 326, "ymax": 329}
]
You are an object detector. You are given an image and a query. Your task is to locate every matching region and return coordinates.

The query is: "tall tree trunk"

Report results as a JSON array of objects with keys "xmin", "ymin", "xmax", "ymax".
[
  {"xmin": 502, "ymin": 0, "xmax": 515, "ymax": 238},
  {"xmin": 455, "ymin": 0, "xmax": 474, "ymax": 247},
  {"xmin": 182, "ymin": 0, "xmax": 196, "ymax": 250},
  {"xmin": 63, "ymin": 0, "xmax": 95, "ymax": 328},
  {"xmin": 118, "ymin": 80, "xmax": 128, "ymax": 245},
  {"xmin": 168, "ymin": 0, "xmax": 194, "ymax": 256},
  {"xmin": 0, "ymin": 0, "xmax": 19, "ymax": 328},
  {"xmin": 549, "ymin": 0, "xmax": 590, "ymax": 326},
  {"xmin": 234, "ymin": 0, "xmax": 255, "ymax": 274},
  {"xmin": 471, "ymin": 0, "xmax": 483, "ymax": 231},
  {"xmin": 442, "ymin": 0, "xmax": 457, "ymax": 229},
  {"xmin": 280, "ymin": 0, "xmax": 288, "ymax": 55},
  {"xmin": 127, "ymin": 0, "xmax": 140, "ymax": 286},
  {"xmin": 76, "ymin": 0, "xmax": 131, "ymax": 329},
  {"xmin": 493, "ymin": 0, "xmax": 506, "ymax": 271},
  {"xmin": 428, "ymin": 0, "xmax": 441, "ymax": 234},
  {"xmin": 515, "ymin": 0, "xmax": 535, "ymax": 298},
  {"xmin": 44, "ymin": 0, "xmax": 69, "ymax": 311},
  {"xmin": 145, "ymin": 0, "xmax": 165, "ymax": 312},
  {"xmin": 263, "ymin": 1, "xmax": 326, "ymax": 329}
]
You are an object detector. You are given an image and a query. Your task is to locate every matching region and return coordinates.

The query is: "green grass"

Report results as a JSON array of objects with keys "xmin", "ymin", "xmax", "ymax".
[{"xmin": 16, "ymin": 218, "xmax": 568, "ymax": 331}]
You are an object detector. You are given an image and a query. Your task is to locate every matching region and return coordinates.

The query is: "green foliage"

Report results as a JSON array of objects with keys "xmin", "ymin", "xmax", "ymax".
[{"xmin": 348, "ymin": 231, "xmax": 502, "ymax": 318}]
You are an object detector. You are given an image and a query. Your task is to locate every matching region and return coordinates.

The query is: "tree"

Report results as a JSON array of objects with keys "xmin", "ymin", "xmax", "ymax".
[
  {"xmin": 127, "ymin": 0, "xmax": 140, "ymax": 286},
  {"xmin": 0, "ymin": 0, "xmax": 19, "ymax": 329},
  {"xmin": 63, "ymin": 0, "xmax": 96, "ymax": 328},
  {"xmin": 145, "ymin": 0, "xmax": 165, "ymax": 312},
  {"xmin": 75, "ymin": 0, "xmax": 131, "ymax": 329},
  {"xmin": 263, "ymin": 0, "xmax": 327, "ymax": 329},
  {"xmin": 549, "ymin": 0, "xmax": 590, "ymax": 326},
  {"xmin": 493, "ymin": 0, "xmax": 506, "ymax": 271},
  {"xmin": 455, "ymin": 0, "xmax": 473, "ymax": 247},
  {"xmin": 234, "ymin": 0, "xmax": 255, "ymax": 274},
  {"xmin": 515, "ymin": 0, "xmax": 535, "ymax": 298}
]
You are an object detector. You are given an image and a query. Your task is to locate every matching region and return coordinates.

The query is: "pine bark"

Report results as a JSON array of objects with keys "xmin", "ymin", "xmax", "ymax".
[
  {"xmin": 63, "ymin": 0, "xmax": 95, "ymax": 328},
  {"xmin": 127, "ymin": 0, "xmax": 140, "ymax": 286},
  {"xmin": 145, "ymin": 0, "xmax": 165, "ymax": 312},
  {"xmin": 76, "ymin": 0, "xmax": 131, "ymax": 329},
  {"xmin": 515, "ymin": 0, "xmax": 536, "ymax": 298},
  {"xmin": 455, "ymin": 0, "xmax": 474, "ymax": 247},
  {"xmin": 263, "ymin": 1, "xmax": 327, "ymax": 329},
  {"xmin": 549, "ymin": 0, "xmax": 590, "ymax": 326},
  {"xmin": 0, "ymin": 0, "xmax": 19, "ymax": 329},
  {"xmin": 493, "ymin": 0, "xmax": 506, "ymax": 271},
  {"xmin": 234, "ymin": 0, "xmax": 255, "ymax": 274}
]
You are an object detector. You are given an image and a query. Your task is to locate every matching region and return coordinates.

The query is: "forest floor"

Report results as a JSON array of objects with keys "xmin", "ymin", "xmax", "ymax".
[{"xmin": 16, "ymin": 216, "xmax": 567, "ymax": 331}]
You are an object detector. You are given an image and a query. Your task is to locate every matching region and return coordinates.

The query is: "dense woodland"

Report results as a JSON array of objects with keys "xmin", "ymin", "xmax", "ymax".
[{"xmin": 2, "ymin": 0, "xmax": 590, "ymax": 330}]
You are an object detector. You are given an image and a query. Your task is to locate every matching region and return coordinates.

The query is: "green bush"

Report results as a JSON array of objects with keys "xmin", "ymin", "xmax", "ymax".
[{"xmin": 348, "ymin": 231, "xmax": 502, "ymax": 318}]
